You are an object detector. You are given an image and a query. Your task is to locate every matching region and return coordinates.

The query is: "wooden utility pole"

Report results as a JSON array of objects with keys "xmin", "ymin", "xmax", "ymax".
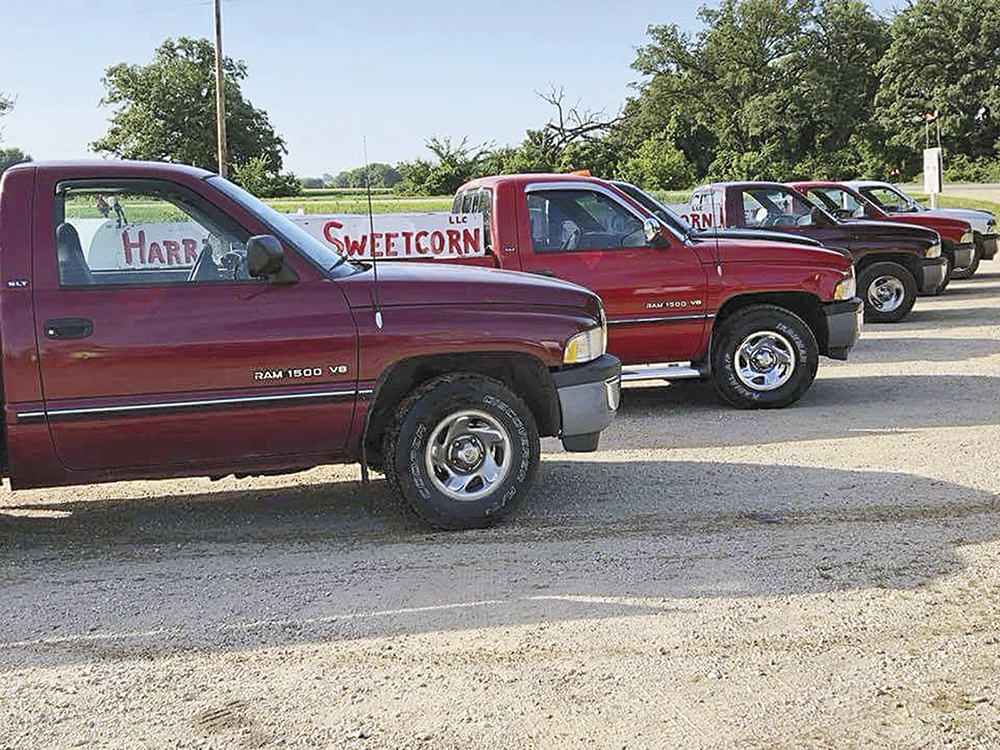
[{"xmin": 213, "ymin": 0, "xmax": 228, "ymax": 176}]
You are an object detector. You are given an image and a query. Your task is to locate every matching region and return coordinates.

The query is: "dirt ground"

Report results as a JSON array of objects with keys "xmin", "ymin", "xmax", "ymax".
[{"xmin": 4, "ymin": 272, "xmax": 1000, "ymax": 749}]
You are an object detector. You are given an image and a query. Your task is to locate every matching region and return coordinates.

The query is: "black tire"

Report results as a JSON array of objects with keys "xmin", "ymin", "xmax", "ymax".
[
  {"xmin": 711, "ymin": 305, "xmax": 819, "ymax": 409},
  {"xmin": 858, "ymin": 261, "xmax": 918, "ymax": 323},
  {"xmin": 383, "ymin": 374, "xmax": 540, "ymax": 530},
  {"xmin": 950, "ymin": 244, "xmax": 981, "ymax": 280}
]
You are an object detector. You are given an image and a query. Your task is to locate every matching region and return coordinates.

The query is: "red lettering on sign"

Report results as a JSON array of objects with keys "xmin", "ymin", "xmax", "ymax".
[
  {"xmin": 121, "ymin": 229, "xmax": 145, "ymax": 265},
  {"xmin": 401, "ymin": 231, "xmax": 414, "ymax": 255},
  {"xmin": 463, "ymin": 228, "xmax": 480, "ymax": 255},
  {"xmin": 447, "ymin": 229, "xmax": 462, "ymax": 255},
  {"xmin": 431, "ymin": 232, "xmax": 445, "ymax": 255},
  {"xmin": 384, "ymin": 232, "xmax": 398, "ymax": 257},
  {"xmin": 182, "ymin": 238, "xmax": 199, "ymax": 264},
  {"xmin": 415, "ymin": 231, "xmax": 429, "ymax": 254},
  {"xmin": 148, "ymin": 241, "xmax": 165, "ymax": 264},
  {"xmin": 163, "ymin": 240, "xmax": 182, "ymax": 265},
  {"xmin": 343, "ymin": 234, "xmax": 368, "ymax": 257},
  {"xmin": 371, "ymin": 232, "xmax": 384, "ymax": 258},
  {"xmin": 323, "ymin": 221, "xmax": 345, "ymax": 254}
]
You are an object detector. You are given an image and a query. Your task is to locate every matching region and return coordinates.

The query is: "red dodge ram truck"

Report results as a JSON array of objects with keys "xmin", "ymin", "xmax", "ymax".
[
  {"xmin": 0, "ymin": 161, "xmax": 621, "ymax": 530},
  {"xmin": 451, "ymin": 174, "xmax": 862, "ymax": 409}
]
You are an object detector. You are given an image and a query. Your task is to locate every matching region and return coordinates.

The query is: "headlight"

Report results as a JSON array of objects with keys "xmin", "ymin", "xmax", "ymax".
[
  {"xmin": 961, "ymin": 231, "xmax": 974, "ymax": 244},
  {"xmin": 834, "ymin": 268, "xmax": 856, "ymax": 301},
  {"xmin": 924, "ymin": 241, "xmax": 941, "ymax": 258},
  {"xmin": 563, "ymin": 317, "xmax": 607, "ymax": 365}
]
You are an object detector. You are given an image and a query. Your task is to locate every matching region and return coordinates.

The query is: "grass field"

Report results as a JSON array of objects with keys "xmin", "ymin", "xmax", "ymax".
[{"xmin": 264, "ymin": 195, "xmax": 453, "ymax": 214}]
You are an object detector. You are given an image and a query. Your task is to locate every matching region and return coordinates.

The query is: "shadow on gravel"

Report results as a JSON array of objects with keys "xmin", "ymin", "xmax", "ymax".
[
  {"xmin": 892, "ymin": 306, "xmax": 1000, "ymax": 329},
  {"xmin": 1, "ymin": 460, "xmax": 997, "ymax": 670},
  {"xmin": 612, "ymin": 373, "xmax": 1000, "ymax": 450},
  {"xmin": 847, "ymin": 335, "xmax": 1000, "ymax": 362}
]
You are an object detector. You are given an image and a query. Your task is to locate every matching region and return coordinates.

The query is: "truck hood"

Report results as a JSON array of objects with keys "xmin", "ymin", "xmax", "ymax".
[
  {"xmin": 846, "ymin": 219, "xmax": 940, "ymax": 244},
  {"xmin": 925, "ymin": 208, "xmax": 995, "ymax": 234},
  {"xmin": 692, "ymin": 228, "xmax": 824, "ymax": 247},
  {"xmin": 336, "ymin": 261, "xmax": 600, "ymax": 313},
  {"xmin": 713, "ymin": 237, "xmax": 852, "ymax": 268}
]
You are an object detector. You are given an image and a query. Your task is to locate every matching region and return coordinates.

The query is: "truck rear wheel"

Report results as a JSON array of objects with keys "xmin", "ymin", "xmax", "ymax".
[
  {"xmin": 383, "ymin": 374, "xmax": 540, "ymax": 530},
  {"xmin": 858, "ymin": 262, "xmax": 917, "ymax": 322},
  {"xmin": 711, "ymin": 305, "xmax": 818, "ymax": 409}
]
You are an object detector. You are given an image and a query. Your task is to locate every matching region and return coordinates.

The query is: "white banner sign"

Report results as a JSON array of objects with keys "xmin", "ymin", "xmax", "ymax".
[
  {"xmin": 74, "ymin": 218, "xmax": 208, "ymax": 270},
  {"xmin": 290, "ymin": 213, "xmax": 485, "ymax": 259},
  {"xmin": 667, "ymin": 204, "xmax": 720, "ymax": 229},
  {"xmin": 73, "ymin": 212, "xmax": 486, "ymax": 271}
]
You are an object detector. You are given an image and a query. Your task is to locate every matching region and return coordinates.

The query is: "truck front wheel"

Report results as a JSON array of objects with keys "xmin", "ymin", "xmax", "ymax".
[
  {"xmin": 950, "ymin": 245, "xmax": 981, "ymax": 280},
  {"xmin": 383, "ymin": 374, "xmax": 540, "ymax": 530},
  {"xmin": 711, "ymin": 305, "xmax": 819, "ymax": 409},
  {"xmin": 858, "ymin": 262, "xmax": 917, "ymax": 322}
]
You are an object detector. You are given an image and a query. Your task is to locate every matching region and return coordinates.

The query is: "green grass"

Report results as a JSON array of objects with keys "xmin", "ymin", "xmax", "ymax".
[
  {"xmin": 264, "ymin": 196, "xmax": 454, "ymax": 214},
  {"xmin": 912, "ymin": 193, "xmax": 1000, "ymax": 216}
]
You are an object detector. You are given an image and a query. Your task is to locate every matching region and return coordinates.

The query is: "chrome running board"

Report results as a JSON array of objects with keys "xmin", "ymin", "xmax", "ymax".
[{"xmin": 621, "ymin": 362, "xmax": 708, "ymax": 383}]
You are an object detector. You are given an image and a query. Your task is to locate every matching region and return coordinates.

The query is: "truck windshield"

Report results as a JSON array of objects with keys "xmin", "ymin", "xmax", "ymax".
[
  {"xmin": 610, "ymin": 182, "xmax": 690, "ymax": 240},
  {"xmin": 206, "ymin": 176, "xmax": 353, "ymax": 275}
]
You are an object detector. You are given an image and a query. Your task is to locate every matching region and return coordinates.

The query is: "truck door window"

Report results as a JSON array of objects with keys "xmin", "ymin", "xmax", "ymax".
[
  {"xmin": 527, "ymin": 190, "xmax": 643, "ymax": 253},
  {"xmin": 810, "ymin": 187, "xmax": 864, "ymax": 218},
  {"xmin": 55, "ymin": 185, "xmax": 254, "ymax": 286},
  {"xmin": 863, "ymin": 186, "xmax": 916, "ymax": 213}
]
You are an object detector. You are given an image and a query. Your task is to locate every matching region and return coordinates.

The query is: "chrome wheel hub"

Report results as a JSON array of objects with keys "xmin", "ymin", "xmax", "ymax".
[
  {"xmin": 425, "ymin": 410, "xmax": 512, "ymax": 501},
  {"xmin": 868, "ymin": 275, "xmax": 905, "ymax": 312},
  {"xmin": 735, "ymin": 330, "xmax": 796, "ymax": 392}
]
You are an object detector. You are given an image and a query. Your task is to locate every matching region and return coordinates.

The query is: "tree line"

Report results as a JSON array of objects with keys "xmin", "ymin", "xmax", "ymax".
[
  {"xmin": 372, "ymin": 0, "xmax": 1000, "ymax": 194},
  {"xmin": 3, "ymin": 0, "xmax": 998, "ymax": 196}
]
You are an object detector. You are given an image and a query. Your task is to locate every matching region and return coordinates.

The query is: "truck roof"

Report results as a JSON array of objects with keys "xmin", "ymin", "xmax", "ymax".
[
  {"xmin": 693, "ymin": 181, "xmax": 802, "ymax": 193},
  {"xmin": 6, "ymin": 159, "xmax": 215, "ymax": 180},
  {"xmin": 459, "ymin": 173, "xmax": 609, "ymax": 191}
]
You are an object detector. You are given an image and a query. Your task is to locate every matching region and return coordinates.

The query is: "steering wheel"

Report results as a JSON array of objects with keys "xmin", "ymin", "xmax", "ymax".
[{"xmin": 763, "ymin": 213, "xmax": 797, "ymax": 227}]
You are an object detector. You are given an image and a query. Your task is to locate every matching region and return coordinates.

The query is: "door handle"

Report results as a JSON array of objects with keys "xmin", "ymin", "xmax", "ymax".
[
  {"xmin": 531, "ymin": 269, "xmax": 556, "ymax": 277},
  {"xmin": 44, "ymin": 317, "xmax": 94, "ymax": 340}
]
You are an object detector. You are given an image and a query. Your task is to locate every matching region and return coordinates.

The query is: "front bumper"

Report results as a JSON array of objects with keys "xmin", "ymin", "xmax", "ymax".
[
  {"xmin": 919, "ymin": 257, "xmax": 948, "ymax": 294},
  {"xmin": 551, "ymin": 353, "xmax": 621, "ymax": 452},
  {"xmin": 952, "ymin": 242, "xmax": 975, "ymax": 270},
  {"xmin": 824, "ymin": 298, "xmax": 863, "ymax": 361},
  {"xmin": 978, "ymin": 233, "xmax": 998, "ymax": 260}
]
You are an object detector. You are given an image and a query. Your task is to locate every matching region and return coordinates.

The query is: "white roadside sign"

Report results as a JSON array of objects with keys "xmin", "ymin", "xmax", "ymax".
[
  {"xmin": 289, "ymin": 213, "xmax": 486, "ymax": 260},
  {"xmin": 74, "ymin": 212, "xmax": 486, "ymax": 270}
]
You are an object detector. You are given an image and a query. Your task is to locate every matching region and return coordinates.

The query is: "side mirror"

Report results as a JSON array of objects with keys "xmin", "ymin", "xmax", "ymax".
[
  {"xmin": 864, "ymin": 203, "xmax": 879, "ymax": 218},
  {"xmin": 643, "ymin": 218, "xmax": 665, "ymax": 245},
  {"xmin": 247, "ymin": 235, "xmax": 297, "ymax": 285}
]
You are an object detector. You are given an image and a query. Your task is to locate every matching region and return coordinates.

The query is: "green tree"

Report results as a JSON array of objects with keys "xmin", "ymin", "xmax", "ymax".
[
  {"xmin": 0, "ymin": 147, "xmax": 31, "ymax": 174},
  {"xmin": 874, "ymin": 0, "xmax": 1000, "ymax": 177},
  {"xmin": 92, "ymin": 37, "xmax": 291, "ymax": 181},
  {"xmin": 615, "ymin": 136, "xmax": 695, "ymax": 189}
]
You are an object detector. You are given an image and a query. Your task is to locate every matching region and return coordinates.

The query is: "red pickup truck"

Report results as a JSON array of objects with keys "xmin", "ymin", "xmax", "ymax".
[
  {"xmin": 0, "ymin": 161, "xmax": 621, "ymax": 530},
  {"xmin": 788, "ymin": 181, "xmax": 976, "ymax": 281},
  {"xmin": 451, "ymin": 174, "xmax": 862, "ymax": 409},
  {"xmin": 687, "ymin": 182, "xmax": 946, "ymax": 322}
]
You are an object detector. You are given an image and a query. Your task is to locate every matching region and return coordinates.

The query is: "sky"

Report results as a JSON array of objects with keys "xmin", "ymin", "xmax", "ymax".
[{"xmin": 0, "ymin": 0, "xmax": 902, "ymax": 178}]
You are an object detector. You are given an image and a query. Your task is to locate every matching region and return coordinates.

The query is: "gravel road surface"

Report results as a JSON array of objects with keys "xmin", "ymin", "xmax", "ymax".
[{"xmin": 4, "ymin": 273, "xmax": 1000, "ymax": 749}]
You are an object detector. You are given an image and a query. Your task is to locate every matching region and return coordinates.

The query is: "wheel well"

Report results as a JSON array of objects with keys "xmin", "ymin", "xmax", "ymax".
[
  {"xmin": 715, "ymin": 292, "xmax": 828, "ymax": 355},
  {"xmin": 363, "ymin": 352, "xmax": 560, "ymax": 465},
  {"xmin": 856, "ymin": 254, "xmax": 921, "ymax": 281}
]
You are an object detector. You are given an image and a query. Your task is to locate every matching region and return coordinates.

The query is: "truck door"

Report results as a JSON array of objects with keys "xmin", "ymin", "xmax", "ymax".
[
  {"xmin": 515, "ymin": 184, "xmax": 708, "ymax": 363},
  {"xmin": 30, "ymin": 177, "xmax": 359, "ymax": 473}
]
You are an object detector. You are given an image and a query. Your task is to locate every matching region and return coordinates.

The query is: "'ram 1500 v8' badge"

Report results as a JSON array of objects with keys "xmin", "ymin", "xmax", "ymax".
[{"xmin": 253, "ymin": 365, "xmax": 349, "ymax": 381}]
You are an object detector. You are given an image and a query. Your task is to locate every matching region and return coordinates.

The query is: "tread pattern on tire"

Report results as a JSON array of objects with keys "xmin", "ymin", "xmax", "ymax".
[{"xmin": 382, "ymin": 373, "xmax": 539, "ymax": 530}]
